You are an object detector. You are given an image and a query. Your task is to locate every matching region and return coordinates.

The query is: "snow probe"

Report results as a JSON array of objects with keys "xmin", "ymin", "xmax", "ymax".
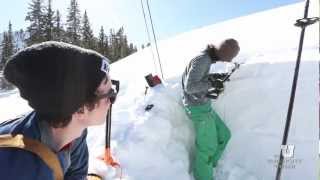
[
  {"xmin": 275, "ymin": 0, "xmax": 319, "ymax": 179},
  {"xmin": 100, "ymin": 80, "xmax": 122, "ymax": 178}
]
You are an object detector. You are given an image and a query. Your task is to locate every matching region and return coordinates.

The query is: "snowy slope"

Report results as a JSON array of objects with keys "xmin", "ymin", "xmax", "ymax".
[
  {"xmin": 90, "ymin": 1, "xmax": 319, "ymax": 180},
  {"xmin": 0, "ymin": 1, "xmax": 319, "ymax": 180}
]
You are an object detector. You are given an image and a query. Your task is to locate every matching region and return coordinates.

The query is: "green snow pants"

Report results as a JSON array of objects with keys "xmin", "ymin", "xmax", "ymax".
[{"xmin": 185, "ymin": 103, "xmax": 231, "ymax": 180}]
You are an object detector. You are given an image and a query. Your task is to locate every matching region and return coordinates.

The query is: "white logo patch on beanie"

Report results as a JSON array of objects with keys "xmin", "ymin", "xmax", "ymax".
[{"xmin": 101, "ymin": 58, "xmax": 110, "ymax": 75}]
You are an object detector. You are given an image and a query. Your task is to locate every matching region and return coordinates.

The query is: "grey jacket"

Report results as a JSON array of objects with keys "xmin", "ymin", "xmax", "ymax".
[
  {"xmin": 182, "ymin": 52, "xmax": 214, "ymax": 106},
  {"xmin": 182, "ymin": 51, "xmax": 219, "ymax": 106}
]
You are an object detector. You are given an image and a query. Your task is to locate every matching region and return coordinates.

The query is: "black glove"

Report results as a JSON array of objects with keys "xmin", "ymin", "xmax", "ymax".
[
  {"xmin": 208, "ymin": 73, "xmax": 228, "ymax": 86},
  {"xmin": 206, "ymin": 88, "xmax": 220, "ymax": 99},
  {"xmin": 206, "ymin": 73, "xmax": 227, "ymax": 99},
  {"xmin": 208, "ymin": 73, "xmax": 229, "ymax": 81},
  {"xmin": 206, "ymin": 78, "xmax": 225, "ymax": 99},
  {"xmin": 208, "ymin": 78, "xmax": 224, "ymax": 91}
]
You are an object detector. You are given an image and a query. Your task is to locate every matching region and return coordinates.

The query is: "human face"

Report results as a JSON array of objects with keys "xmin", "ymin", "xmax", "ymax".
[
  {"xmin": 218, "ymin": 43, "xmax": 240, "ymax": 62},
  {"xmin": 85, "ymin": 78, "xmax": 113, "ymax": 126}
]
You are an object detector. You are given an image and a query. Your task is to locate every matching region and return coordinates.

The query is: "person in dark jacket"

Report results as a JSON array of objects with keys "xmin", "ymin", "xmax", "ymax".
[
  {"xmin": 182, "ymin": 39, "xmax": 240, "ymax": 180},
  {"xmin": 0, "ymin": 41, "xmax": 116, "ymax": 180}
]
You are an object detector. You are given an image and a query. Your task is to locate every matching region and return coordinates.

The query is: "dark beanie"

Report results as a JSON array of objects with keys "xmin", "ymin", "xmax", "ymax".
[{"xmin": 4, "ymin": 41, "xmax": 109, "ymax": 118}]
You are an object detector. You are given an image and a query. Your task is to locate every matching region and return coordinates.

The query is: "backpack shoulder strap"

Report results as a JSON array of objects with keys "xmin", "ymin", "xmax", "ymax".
[{"xmin": 0, "ymin": 134, "xmax": 63, "ymax": 180}]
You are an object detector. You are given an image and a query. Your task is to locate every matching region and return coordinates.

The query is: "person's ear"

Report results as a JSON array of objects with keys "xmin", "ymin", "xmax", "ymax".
[
  {"xmin": 73, "ymin": 105, "xmax": 89, "ymax": 122},
  {"xmin": 77, "ymin": 106, "xmax": 85, "ymax": 114},
  {"xmin": 74, "ymin": 105, "xmax": 90, "ymax": 117}
]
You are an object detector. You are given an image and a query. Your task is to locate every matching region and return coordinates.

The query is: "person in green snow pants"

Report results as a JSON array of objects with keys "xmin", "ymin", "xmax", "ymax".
[{"xmin": 181, "ymin": 39, "xmax": 240, "ymax": 180}]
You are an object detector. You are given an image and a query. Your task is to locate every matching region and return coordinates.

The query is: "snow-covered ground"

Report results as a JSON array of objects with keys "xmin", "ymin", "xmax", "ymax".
[{"xmin": 0, "ymin": 1, "xmax": 319, "ymax": 180}]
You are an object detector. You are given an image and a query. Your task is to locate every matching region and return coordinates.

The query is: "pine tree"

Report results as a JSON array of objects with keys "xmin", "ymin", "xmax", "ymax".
[
  {"xmin": 108, "ymin": 28, "xmax": 116, "ymax": 62},
  {"xmin": 104, "ymin": 35, "xmax": 109, "ymax": 58},
  {"xmin": 7, "ymin": 22, "xmax": 15, "ymax": 57},
  {"xmin": 108, "ymin": 27, "xmax": 137, "ymax": 62},
  {"xmin": 129, "ymin": 43, "xmax": 136, "ymax": 54},
  {"xmin": 133, "ymin": 45, "xmax": 137, "ymax": 52},
  {"xmin": 14, "ymin": 29, "xmax": 26, "ymax": 51},
  {"xmin": 0, "ymin": 28, "xmax": 15, "ymax": 89},
  {"xmin": 97, "ymin": 26, "xmax": 105, "ymax": 54},
  {"xmin": 116, "ymin": 27, "xmax": 124, "ymax": 60},
  {"xmin": 43, "ymin": 0, "xmax": 54, "ymax": 41},
  {"xmin": 97, "ymin": 26, "xmax": 109, "ymax": 57},
  {"xmin": 25, "ymin": 0, "xmax": 46, "ymax": 45},
  {"xmin": 81, "ymin": 10, "xmax": 94, "ymax": 49},
  {"xmin": 0, "ymin": 22, "xmax": 15, "ymax": 69},
  {"xmin": 53, "ymin": 10, "xmax": 64, "ymax": 41},
  {"xmin": 120, "ymin": 33, "xmax": 128, "ymax": 58},
  {"xmin": 111, "ymin": 27, "xmax": 124, "ymax": 61},
  {"xmin": 117, "ymin": 27, "xmax": 137, "ymax": 59},
  {"xmin": 0, "ymin": 31, "xmax": 10, "ymax": 89},
  {"xmin": 66, "ymin": 0, "xmax": 81, "ymax": 45},
  {"xmin": 1, "ymin": 32, "xmax": 8, "ymax": 69}
]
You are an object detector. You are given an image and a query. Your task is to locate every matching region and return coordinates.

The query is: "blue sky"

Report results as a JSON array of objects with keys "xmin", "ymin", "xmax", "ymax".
[{"xmin": 0, "ymin": 0, "xmax": 302, "ymax": 46}]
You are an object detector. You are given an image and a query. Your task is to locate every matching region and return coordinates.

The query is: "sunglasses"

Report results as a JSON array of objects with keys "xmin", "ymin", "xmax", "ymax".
[{"xmin": 96, "ymin": 80, "xmax": 120, "ymax": 104}]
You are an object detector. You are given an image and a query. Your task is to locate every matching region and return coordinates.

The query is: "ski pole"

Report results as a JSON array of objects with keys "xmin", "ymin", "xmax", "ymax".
[{"xmin": 275, "ymin": 0, "xmax": 318, "ymax": 179}]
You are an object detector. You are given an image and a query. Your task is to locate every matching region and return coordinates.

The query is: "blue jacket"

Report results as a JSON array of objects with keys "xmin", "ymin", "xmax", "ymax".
[{"xmin": 0, "ymin": 111, "xmax": 89, "ymax": 180}]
